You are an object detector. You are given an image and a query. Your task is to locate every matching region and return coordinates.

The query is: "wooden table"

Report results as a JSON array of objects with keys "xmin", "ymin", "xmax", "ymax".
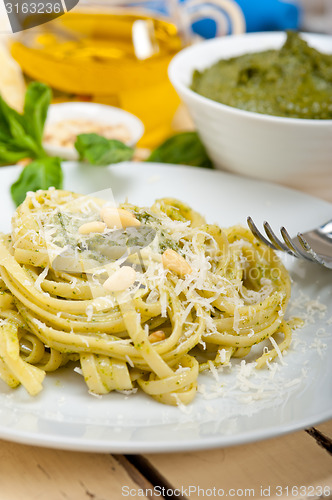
[
  {"xmin": 0, "ymin": 421, "xmax": 331, "ymax": 499},
  {"xmin": 0, "ymin": 169, "xmax": 331, "ymax": 500}
]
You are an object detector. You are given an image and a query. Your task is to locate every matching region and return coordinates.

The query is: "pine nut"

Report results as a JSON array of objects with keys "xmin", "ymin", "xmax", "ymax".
[
  {"xmin": 103, "ymin": 266, "xmax": 136, "ymax": 292},
  {"xmin": 162, "ymin": 249, "xmax": 192, "ymax": 277},
  {"xmin": 78, "ymin": 221, "xmax": 106, "ymax": 235},
  {"xmin": 148, "ymin": 330, "xmax": 166, "ymax": 343},
  {"xmin": 101, "ymin": 207, "xmax": 140, "ymax": 229}
]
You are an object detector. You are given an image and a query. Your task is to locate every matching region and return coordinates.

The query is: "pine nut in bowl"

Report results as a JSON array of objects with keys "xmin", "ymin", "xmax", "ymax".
[
  {"xmin": 43, "ymin": 102, "xmax": 144, "ymax": 161},
  {"xmin": 168, "ymin": 32, "xmax": 332, "ymax": 187}
]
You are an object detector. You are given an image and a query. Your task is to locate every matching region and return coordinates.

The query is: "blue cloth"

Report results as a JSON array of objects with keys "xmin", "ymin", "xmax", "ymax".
[
  {"xmin": 181, "ymin": 0, "xmax": 301, "ymax": 38},
  {"xmin": 131, "ymin": 0, "xmax": 301, "ymax": 38},
  {"xmin": 235, "ymin": 0, "xmax": 300, "ymax": 32}
]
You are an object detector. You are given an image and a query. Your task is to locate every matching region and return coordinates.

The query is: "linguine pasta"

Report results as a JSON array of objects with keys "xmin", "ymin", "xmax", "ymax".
[{"xmin": 0, "ymin": 189, "xmax": 292, "ymax": 405}]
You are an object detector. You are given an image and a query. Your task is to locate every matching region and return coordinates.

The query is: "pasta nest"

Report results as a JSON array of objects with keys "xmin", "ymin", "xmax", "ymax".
[{"xmin": 0, "ymin": 189, "xmax": 292, "ymax": 405}]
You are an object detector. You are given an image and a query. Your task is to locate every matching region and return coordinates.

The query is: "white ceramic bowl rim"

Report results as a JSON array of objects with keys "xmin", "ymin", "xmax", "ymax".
[
  {"xmin": 168, "ymin": 31, "xmax": 332, "ymax": 126},
  {"xmin": 43, "ymin": 101, "xmax": 145, "ymax": 160},
  {"xmin": 45, "ymin": 102, "xmax": 145, "ymax": 144}
]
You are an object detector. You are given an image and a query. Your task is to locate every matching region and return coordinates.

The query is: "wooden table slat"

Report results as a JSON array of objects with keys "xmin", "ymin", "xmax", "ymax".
[
  {"xmin": 0, "ymin": 442, "xmax": 153, "ymax": 500},
  {"xmin": 143, "ymin": 421, "xmax": 332, "ymax": 500}
]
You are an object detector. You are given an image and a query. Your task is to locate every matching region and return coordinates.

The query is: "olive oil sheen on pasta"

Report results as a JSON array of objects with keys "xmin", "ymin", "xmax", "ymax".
[{"xmin": 11, "ymin": 11, "xmax": 183, "ymax": 147}]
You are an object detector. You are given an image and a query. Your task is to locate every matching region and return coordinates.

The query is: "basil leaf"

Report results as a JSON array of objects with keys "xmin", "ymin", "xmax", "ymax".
[
  {"xmin": 0, "ymin": 81, "xmax": 51, "ymax": 165},
  {"xmin": 75, "ymin": 133, "xmax": 134, "ymax": 166},
  {"xmin": 0, "ymin": 130, "xmax": 39, "ymax": 164},
  {"xmin": 23, "ymin": 82, "xmax": 52, "ymax": 146},
  {"xmin": 0, "ymin": 110, "xmax": 11, "ymax": 138},
  {"xmin": 0, "ymin": 144, "xmax": 31, "ymax": 164},
  {"xmin": 11, "ymin": 157, "xmax": 63, "ymax": 206},
  {"xmin": 0, "ymin": 95, "xmax": 26, "ymax": 141},
  {"xmin": 146, "ymin": 131, "xmax": 213, "ymax": 169},
  {"xmin": 4, "ymin": 133, "xmax": 45, "ymax": 159}
]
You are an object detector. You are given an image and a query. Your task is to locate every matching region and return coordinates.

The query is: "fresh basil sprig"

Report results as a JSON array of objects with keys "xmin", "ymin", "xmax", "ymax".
[
  {"xmin": 0, "ymin": 81, "xmax": 51, "ymax": 164},
  {"xmin": 146, "ymin": 131, "xmax": 213, "ymax": 169},
  {"xmin": 23, "ymin": 82, "xmax": 52, "ymax": 147},
  {"xmin": 0, "ymin": 81, "xmax": 64, "ymax": 206},
  {"xmin": 75, "ymin": 133, "xmax": 134, "ymax": 166},
  {"xmin": 3, "ymin": 82, "xmax": 213, "ymax": 208},
  {"xmin": 11, "ymin": 157, "xmax": 63, "ymax": 207},
  {"xmin": 74, "ymin": 131, "xmax": 213, "ymax": 169}
]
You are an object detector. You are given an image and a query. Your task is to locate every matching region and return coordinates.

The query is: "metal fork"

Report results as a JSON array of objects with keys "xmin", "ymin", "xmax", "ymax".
[{"xmin": 247, "ymin": 217, "xmax": 332, "ymax": 269}]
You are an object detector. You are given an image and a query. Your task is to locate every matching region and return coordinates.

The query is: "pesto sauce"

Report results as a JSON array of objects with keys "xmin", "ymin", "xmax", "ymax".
[
  {"xmin": 191, "ymin": 32, "xmax": 332, "ymax": 119},
  {"xmin": 134, "ymin": 210, "xmax": 180, "ymax": 253}
]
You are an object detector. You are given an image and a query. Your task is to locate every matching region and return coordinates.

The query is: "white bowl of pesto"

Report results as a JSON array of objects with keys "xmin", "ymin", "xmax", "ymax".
[{"xmin": 168, "ymin": 32, "xmax": 332, "ymax": 187}]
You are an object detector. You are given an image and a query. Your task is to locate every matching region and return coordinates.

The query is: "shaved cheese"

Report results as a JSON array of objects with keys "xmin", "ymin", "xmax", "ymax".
[
  {"xmin": 207, "ymin": 360, "xmax": 220, "ymax": 382},
  {"xmin": 160, "ymin": 289, "xmax": 168, "ymax": 318},
  {"xmin": 146, "ymin": 288, "xmax": 159, "ymax": 304},
  {"xmin": 125, "ymin": 355, "xmax": 134, "ymax": 368},
  {"xmin": 118, "ymin": 388, "xmax": 138, "ymax": 395},
  {"xmin": 218, "ymin": 348, "xmax": 227, "ymax": 363},
  {"xmin": 12, "ymin": 229, "xmax": 39, "ymax": 249},
  {"xmin": 88, "ymin": 391, "xmax": 103, "ymax": 398},
  {"xmin": 27, "ymin": 191, "xmax": 41, "ymax": 208},
  {"xmin": 289, "ymin": 291, "xmax": 327, "ymax": 324},
  {"xmin": 269, "ymin": 336, "xmax": 286, "ymax": 365},
  {"xmin": 171, "ymin": 393, "xmax": 193, "ymax": 414},
  {"xmin": 309, "ymin": 338, "xmax": 327, "ymax": 358},
  {"xmin": 85, "ymin": 305, "xmax": 93, "ymax": 321},
  {"xmin": 70, "ymin": 277, "xmax": 78, "ymax": 289},
  {"xmin": 34, "ymin": 266, "xmax": 49, "ymax": 293},
  {"xmin": 233, "ymin": 306, "xmax": 240, "ymax": 334}
]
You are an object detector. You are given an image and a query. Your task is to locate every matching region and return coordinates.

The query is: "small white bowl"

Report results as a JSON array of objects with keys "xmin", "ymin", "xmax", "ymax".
[
  {"xmin": 43, "ymin": 102, "xmax": 144, "ymax": 160},
  {"xmin": 168, "ymin": 32, "xmax": 332, "ymax": 186}
]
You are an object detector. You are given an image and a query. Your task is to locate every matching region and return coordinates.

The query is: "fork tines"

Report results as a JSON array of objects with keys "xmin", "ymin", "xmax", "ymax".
[{"xmin": 247, "ymin": 217, "xmax": 319, "ymax": 264}]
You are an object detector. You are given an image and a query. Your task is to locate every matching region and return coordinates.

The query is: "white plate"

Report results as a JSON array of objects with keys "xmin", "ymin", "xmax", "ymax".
[
  {"xmin": 0, "ymin": 162, "xmax": 331, "ymax": 453},
  {"xmin": 43, "ymin": 102, "xmax": 144, "ymax": 160}
]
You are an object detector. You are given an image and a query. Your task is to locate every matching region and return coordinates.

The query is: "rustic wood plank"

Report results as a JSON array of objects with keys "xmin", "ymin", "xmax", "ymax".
[
  {"xmin": 125, "ymin": 454, "xmax": 188, "ymax": 500},
  {"xmin": 0, "ymin": 441, "xmax": 153, "ymax": 500},
  {"xmin": 114, "ymin": 454, "xmax": 164, "ymax": 500},
  {"xmin": 314, "ymin": 420, "xmax": 332, "ymax": 438},
  {"xmin": 306, "ymin": 420, "xmax": 332, "ymax": 455},
  {"xmin": 143, "ymin": 424, "xmax": 332, "ymax": 500}
]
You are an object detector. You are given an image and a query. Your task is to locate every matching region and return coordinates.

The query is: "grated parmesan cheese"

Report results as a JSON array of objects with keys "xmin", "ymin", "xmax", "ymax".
[
  {"xmin": 207, "ymin": 360, "xmax": 220, "ymax": 382},
  {"xmin": 269, "ymin": 336, "xmax": 286, "ymax": 366},
  {"xmin": 218, "ymin": 348, "xmax": 227, "ymax": 363},
  {"xmin": 85, "ymin": 305, "xmax": 94, "ymax": 322},
  {"xmin": 309, "ymin": 338, "xmax": 327, "ymax": 358},
  {"xmin": 88, "ymin": 391, "xmax": 103, "ymax": 399},
  {"xmin": 34, "ymin": 266, "xmax": 49, "ymax": 293},
  {"xmin": 125, "ymin": 355, "xmax": 134, "ymax": 368}
]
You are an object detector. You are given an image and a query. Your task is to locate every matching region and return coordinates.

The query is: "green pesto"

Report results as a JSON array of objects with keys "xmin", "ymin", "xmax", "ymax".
[
  {"xmin": 158, "ymin": 231, "xmax": 179, "ymax": 253},
  {"xmin": 134, "ymin": 210, "xmax": 157, "ymax": 225},
  {"xmin": 191, "ymin": 32, "xmax": 332, "ymax": 119}
]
